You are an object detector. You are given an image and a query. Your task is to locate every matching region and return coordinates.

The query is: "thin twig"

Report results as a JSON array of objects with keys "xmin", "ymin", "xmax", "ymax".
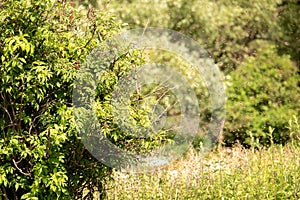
[{"xmin": 12, "ymin": 159, "xmax": 31, "ymax": 176}]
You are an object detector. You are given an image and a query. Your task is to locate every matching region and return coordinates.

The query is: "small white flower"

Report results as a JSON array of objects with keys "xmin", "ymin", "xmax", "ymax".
[{"xmin": 169, "ymin": 170, "xmax": 179, "ymax": 178}]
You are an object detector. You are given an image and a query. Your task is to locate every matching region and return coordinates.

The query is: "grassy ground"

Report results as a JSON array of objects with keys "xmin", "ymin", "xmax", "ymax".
[{"xmin": 104, "ymin": 143, "xmax": 300, "ymax": 199}]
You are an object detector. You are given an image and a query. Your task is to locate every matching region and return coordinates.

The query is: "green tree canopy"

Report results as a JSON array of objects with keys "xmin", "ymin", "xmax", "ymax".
[{"xmin": 0, "ymin": 0, "xmax": 119, "ymax": 198}]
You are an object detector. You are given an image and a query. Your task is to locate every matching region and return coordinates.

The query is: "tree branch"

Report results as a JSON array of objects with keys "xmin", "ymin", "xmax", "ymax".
[{"xmin": 12, "ymin": 159, "xmax": 31, "ymax": 176}]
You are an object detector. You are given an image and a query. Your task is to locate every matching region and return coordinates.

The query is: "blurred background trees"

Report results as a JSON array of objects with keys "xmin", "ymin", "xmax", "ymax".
[{"xmin": 102, "ymin": 0, "xmax": 300, "ymax": 146}]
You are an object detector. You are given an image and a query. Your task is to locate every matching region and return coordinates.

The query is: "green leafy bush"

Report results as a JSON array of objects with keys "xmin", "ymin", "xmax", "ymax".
[
  {"xmin": 225, "ymin": 43, "xmax": 300, "ymax": 146},
  {"xmin": 0, "ymin": 0, "xmax": 179, "ymax": 198},
  {"xmin": 0, "ymin": 0, "xmax": 122, "ymax": 199}
]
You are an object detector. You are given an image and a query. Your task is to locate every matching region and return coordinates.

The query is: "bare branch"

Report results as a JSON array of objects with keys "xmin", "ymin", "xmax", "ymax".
[{"xmin": 12, "ymin": 159, "xmax": 31, "ymax": 176}]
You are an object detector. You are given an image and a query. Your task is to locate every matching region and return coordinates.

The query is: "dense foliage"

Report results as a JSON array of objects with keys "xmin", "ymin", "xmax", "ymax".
[
  {"xmin": 0, "ymin": 0, "xmax": 120, "ymax": 199},
  {"xmin": 225, "ymin": 43, "xmax": 300, "ymax": 146},
  {"xmin": 106, "ymin": 0, "xmax": 300, "ymax": 146},
  {"xmin": 1, "ymin": 0, "xmax": 299, "ymax": 198},
  {"xmin": 0, "ymin": 0, "xmax": 183, "ymax": 198}
]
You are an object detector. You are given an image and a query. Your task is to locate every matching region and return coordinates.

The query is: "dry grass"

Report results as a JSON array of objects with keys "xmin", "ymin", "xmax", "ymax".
[{"xmin": 103, "ymin": 143, "xmax": 300, "ymax": 199}]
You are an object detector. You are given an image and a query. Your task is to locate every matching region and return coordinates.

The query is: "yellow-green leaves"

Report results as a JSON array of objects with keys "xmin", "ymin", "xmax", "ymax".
[
  {"xmin": 0, "ymin": 0, "xmax": 121, "ymax": 198},
  {"xmin": 4, "ymin": 34, "xmax": 34, "ymax": 56},
  {"xmin": 31, "ymin": 61, "xmax": 53, "ymax": 84}
]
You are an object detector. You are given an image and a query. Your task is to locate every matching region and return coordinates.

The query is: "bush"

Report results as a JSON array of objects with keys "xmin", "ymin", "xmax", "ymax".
[
  {"xmin": 0, "ymin": 0, "xmax": 178, "ymax": 198},
  {"xmin": 225, "ymin": 43, "xmax": 300, "ymax": 146},
  {"xmin": 0, "ymin": 0, "xmax": 122, "ymax": 199}
]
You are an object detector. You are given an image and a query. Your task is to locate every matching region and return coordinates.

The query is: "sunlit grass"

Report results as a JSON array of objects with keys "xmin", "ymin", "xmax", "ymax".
[{"xmin": 104, "ymin": 143, "xmax": 300, "ymax": 199}]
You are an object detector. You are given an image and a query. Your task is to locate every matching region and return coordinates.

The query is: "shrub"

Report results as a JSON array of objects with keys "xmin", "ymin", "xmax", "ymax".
[
  {"xmin": 0, "ymin": 0, "xmax": 177, "ymax": 198},
  {"xmin": 225, "ymin": 43, "xmax": 300, "ymax": 146},
  {"xmin": 0, "ymin": 0, "xmax": 121, "ymax": 199}
]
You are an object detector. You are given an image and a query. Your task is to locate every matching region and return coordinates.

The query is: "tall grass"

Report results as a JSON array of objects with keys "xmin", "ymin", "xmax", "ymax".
[
  {"xmin": 103, "ymin": 142, "xmax": 299, "ymax": 199},
  {"xmin": 91, "ymin": 117, "xmax": 300, "ymax": 200}
]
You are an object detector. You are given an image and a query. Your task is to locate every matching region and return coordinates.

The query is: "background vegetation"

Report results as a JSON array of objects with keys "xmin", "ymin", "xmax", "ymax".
[
  {"xmin": 106, "ymin": 0, "xmax": 300, "ymax": 146},
  {"xmin": 0, "ymin": 0, "xmax": 299, "ymax": 199}
]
